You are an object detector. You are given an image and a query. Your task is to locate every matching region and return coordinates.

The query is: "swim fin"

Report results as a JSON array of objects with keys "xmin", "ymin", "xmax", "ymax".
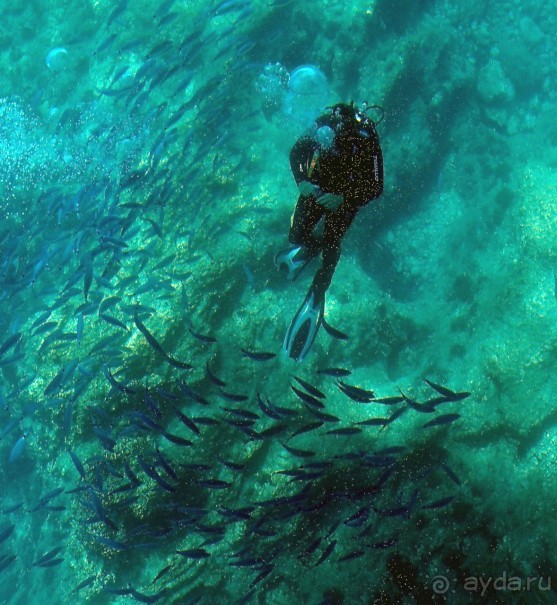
[
  {"xmin": 274, "ymin": 245, "xmax": 317, "ymax": 281},
  {"xmin": 283, "ymin": 288, "xmax": 324, "ymax": 362}
]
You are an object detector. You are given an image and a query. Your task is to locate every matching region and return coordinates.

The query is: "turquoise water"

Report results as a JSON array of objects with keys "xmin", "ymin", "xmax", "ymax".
[{"xmin": 0, "ymin": 0, "xmax": 555, "ymax": 603}]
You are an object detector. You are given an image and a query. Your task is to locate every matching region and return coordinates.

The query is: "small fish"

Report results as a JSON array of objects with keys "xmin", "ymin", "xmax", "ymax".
[
  {"xmin": 376, "ymin": 505, "xmax": 409, "ymax": 517},
  {"xmin": 33, "ymin": 546, "xmax": 62, "ymax": 566},
  {"xmin": 297, "ymin": 536, "xmax": 322, "ymax": 561},
  {"xmin": 354, "ymin": 417, "xmax": 389, "ymax": 426},
  {"xmin": 441, "ymin": 462, "xmax": 461, "ymax": 486},
  {"xmin": 337, "ymin": 549, "xmax": 365, "ymax": 563},
  {"xmin": 178, "ymin": 381, "xmax": 210, "ymax": 405},
  {"xmin": 324, "ymin": 427, "xmax": 362, "ymax": 436},
  {"xmin": 321, "ymin": 318, "xmax": 349, "ymax": 340},
  {"xmin": 155, "ymin": 387, "xmax": 178, "ymax": 401},
  {"xmin": 93, "ymin": 426, "xmax": 116, "ymax": 451},
  {"xmin": 173, "ymin": 407, "xmax": 200, "ymax": 435},
  {"xmin": 422, "ymin": 413, "xmax": 461, "ymax": 428},
  {"xmin": 92, "ymin": 535, "xmax": 129, "ymax": 551},
  {"xmin": 83, "ymin": 259, "xmax": 93, "ymax": 301},
  {"xmin": 128, "ymin": 585, "xmax": 168, "ymax": 604},
  {"xmin": 0, "ymin": 524, "xmax": 15, "ymax": 545},
  {"xmin": 250, "ymin": 564, "xmax": 274, "ymax": 589},
  {"xmin": 314, "ymin": 540, "xmax": 336, "ymax": 567},
  {"xmin": 1, "ymin": 502, "xmax": 24, "ymax": 514},
  {"xmin": 223, "ymin": 408, "xmax": 259, "ymax": 420},
  {"xmin": 34, "ymin": 557, "xmax": 64, "ymax": 568},
  {"xmin": 422, "ymin": 495, "xmax": 455, "ymax": 509},
  {"xmin": 44, "ymin": 369, "xmax": 65, "ymax": 397},
  {"xmin": 218, "ymin": 506, "xmax": 253, "ymax": 521},
  {"xmin": 205, "ymin": 362, "xmax": 226, "ymax": 387},
  {"xmin": 100, "ymin": 313, "xmax": 129, "ymax": 332},
  {"xmin": 242, "ymin": 264, "xmax": 256, "ymax": 288},
  {"xmin": 219, "ymin": 458, "xmax": 246, "ymax": 472},
  {"xmin": 70, "ymin": 575, "xmax": 97, "ymax": 594},
  {"xmin": 305, "ymin": 406, "xmax": 340, "ymax": 423},
  {"xmin": 317, "ymin": 367, "xmax": 351, "ymax": 377},
  {"xmin": 162, "ymin": 432, "xmax": 193, "ymax": 446},
  {"xmin": 103, "ymin": 365, "xmax": 135, "ymax": 395},
  {"xmin": 369, "ymin": 537, "xmax": 398, "ymax": 549},
  {"xmin": 145, "ymin": 218, "xmax": 163, "ymax": 239},
  {"xmin": 147, "ymin": 468, "xmax": 176, "ymax": 494},
  {"xmin": 292, "ymin": 376, "xmax": 325, "ymax": 399},
  {"xmin": 0, "ymin": 333, "xmax": 22, "ymax": 358},
  {"xmin": 155, "ymin": 449, "xmax": 178, "ymax": 480},
  {"xmin": 103, "ymin": 586, "xmax": 133, "ymax": 597},
  {"xmin": 213, "ymin": 0, "xmax": 250, "ymax": 16},
  {"xmin": 257, "ymin": 393, "xmax": 282, "ymax": 420},
  {"xmin": 68, "ymin": 449, "xmax": 86, "ymax": 480},
  {"xmin": 372, "ymin": 395, "xmax": 405, "ymax": 405},
  {"xmin": 290, "ymin": 385, "xmax": 324, "ymax": 409},
  {"xmin": 266, "ymin": 397, "xmax": 298, "ymax": 417},
  {"xmin": 424, "ymin": 379, "xmax": 470, "ymax": 401},
  {"xmin": 175, "ymin": 548, "xmax": 210, "ymax": 559},
  {"xmin": 386, "ymin": 406, "xmax": 408, "ymax": 425},
  {"xmin": 289, "ymin": 421, "xmax": 323, "ymax": 439},
  {"xmin": 33, "ymin": 321, "xmax": 58, "ymax": 336},
  {"xmin": 189, "ymin": 328, "xmax": 216, "ymax": 344},
  {"xmin": 196, "ymin": 479, "xmax": 232, "ymax": 490},
  {"xmin": 76, "ymin": 313, "xmax": 84, "ymax": 343},
  {"xmin": 8, "ymin": 435, "xmax": 26, "ymax": 463},
  {"xmin": 337, "ymin": 381, "xmax": 375, "ymax": 402},
  {"xmin": 133, "ymin": 314, "xmax": 165, "ymax": 355},
  {"xmin": 343, "ymin": 505, "xmax": 371, "ymax": 528},
  {"xmin": 364, "ymin": 455, "xmax": 397, "ymax": 468},
  {"xmin": 400, "ymin": 388, "xmax": 436, "ymax": 414},
  {"xmin": 375, "ymin": 446, "xmax": 406, "ymax": 455},
  {"xmin": 150, "ymin": 565, "xmax": 172, "ymax": 585},
  {"xmin": 165, "ymin": 355, "xmax": 193, "ymax": 371},
  {"xmin": 281, "ymin": 441, "xmax": 315, "ymax": 458},
  {"xmin": 241, "ymin": 349, "xmax": 276, "ymax": 362},
  {"xmin": 217, "ymin": 389, "xmax": 248, "ymax": 402},
  {"xmin": 2, "ymin": 417, "xmax": 22, "ymax": 439},
  {"xmin": 39, "ymin": 487, "xmax": 64, "ymax": 504},
  {"xmin": 0, "ymin": 554, "xmax": 17, "ymax": 572}
]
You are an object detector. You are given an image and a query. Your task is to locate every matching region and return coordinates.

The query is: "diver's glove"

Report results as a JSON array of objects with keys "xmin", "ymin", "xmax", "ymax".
[
  {"xmin": 317, "ymin": 192, "xmax": 344, "ymax": 211},
  {"xmin": 297, "ymin": 180, "xmax": 320, "ymax": 197}
]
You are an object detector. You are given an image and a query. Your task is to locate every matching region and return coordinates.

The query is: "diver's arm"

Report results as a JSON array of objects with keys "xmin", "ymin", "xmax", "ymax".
[
  {"xmin": 290, "ymin": 136, "xmax": 320, "ymax": 185},
  {"xmin": 298, "ymin": 180, "xmax": 319, "ymax": 197}
]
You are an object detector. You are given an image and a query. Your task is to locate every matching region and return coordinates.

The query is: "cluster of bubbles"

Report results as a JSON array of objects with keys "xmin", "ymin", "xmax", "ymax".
[
  {"xmin": 0, "ymin": 98, "xmax": 54, "ymax": 208},
  {"xmin": 256, "ymin": 62, "xmax": 329, "ymax": 129}
]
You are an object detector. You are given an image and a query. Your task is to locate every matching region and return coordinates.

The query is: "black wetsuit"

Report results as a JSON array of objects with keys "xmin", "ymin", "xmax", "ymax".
[{"xmin": 288, "ymin": 105, "xmax": 384, "ymax": 302}]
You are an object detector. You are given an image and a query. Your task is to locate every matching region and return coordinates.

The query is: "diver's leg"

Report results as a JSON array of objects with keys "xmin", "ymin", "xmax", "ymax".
[
  {"xmin": 283, "ymin": 200, "xmax": 356, "ymax": 362},
  {"xmin": 310, "ymin": 204, "xmax": 357, "ymax": 301},
  {"xmin": 288, "ymin": 194, "xmax": 324, "ymax": 252},
  {"xmin": 275, "ymin": 194, "xmax": 324, "ymax": 280}
]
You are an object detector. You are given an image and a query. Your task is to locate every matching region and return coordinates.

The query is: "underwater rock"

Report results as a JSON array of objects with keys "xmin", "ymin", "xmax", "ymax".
[{"xmin": 476, "ymin": 58, "xmax": 515, "ymax": 104}]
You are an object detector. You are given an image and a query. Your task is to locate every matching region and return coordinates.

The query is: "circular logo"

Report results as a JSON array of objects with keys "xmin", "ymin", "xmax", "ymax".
[{"xmin": 432, "ymin": 575, "xmax": 450, "ymax": 594}]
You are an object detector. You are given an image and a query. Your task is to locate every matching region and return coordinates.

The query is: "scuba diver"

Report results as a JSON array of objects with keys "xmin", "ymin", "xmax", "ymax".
[{"xmin": 275, "ymin": 102, "xmax": 384, "ymax": 362}]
